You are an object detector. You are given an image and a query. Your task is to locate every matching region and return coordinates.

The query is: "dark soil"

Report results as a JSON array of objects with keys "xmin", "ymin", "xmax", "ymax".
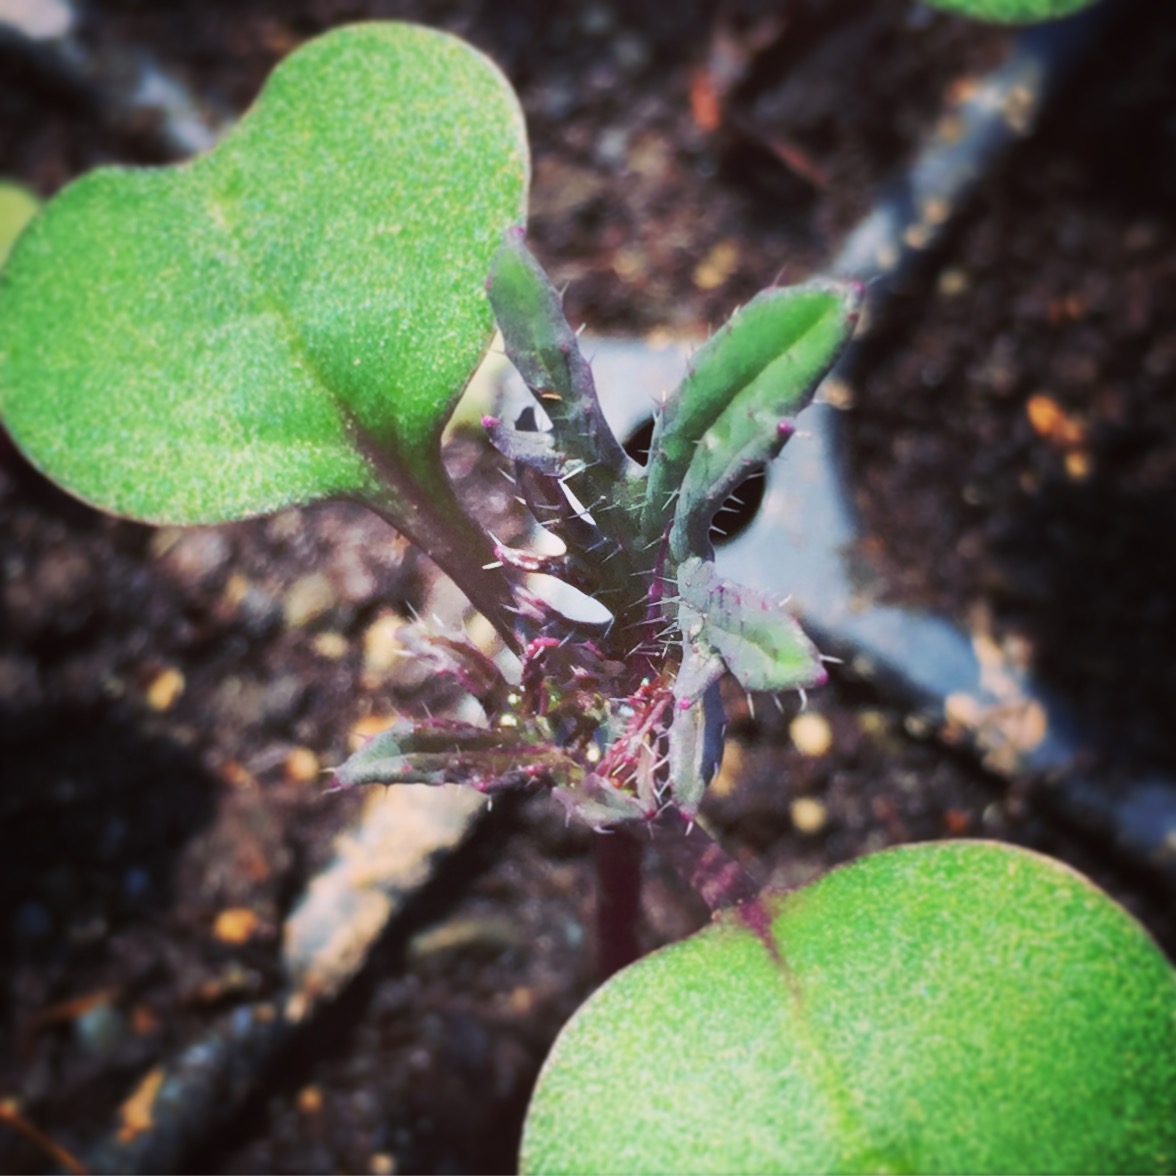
[{"xmin": 2, "ymin": 1, "xmax": 1175, "ymax": 1172}]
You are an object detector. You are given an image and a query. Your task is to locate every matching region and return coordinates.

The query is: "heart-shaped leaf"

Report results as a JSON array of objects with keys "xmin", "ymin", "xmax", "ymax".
[
  {"xmin": 523, "ymin": 841, "xmax": 1176, "ymax": 1175},
  {"xmin": 0, "ymin": 23, "xmax": 528, "ymax": 629}
]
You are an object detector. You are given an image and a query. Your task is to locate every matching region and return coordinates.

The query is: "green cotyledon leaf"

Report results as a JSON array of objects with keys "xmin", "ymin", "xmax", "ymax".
[
  {"xmin": 523, "ymin": 841, "xmax": 1176, "ymax": 1175},
  {"xmin": 0, "ymin": 182, "xmax": 39, "ymax": 265},
  {"xmin": 0, "ymin": 23, "xmax": 528, "ymax": 633},
  {"xmin": 920, "ymin": 0, "xmax": 1098, "ymax": 23}
]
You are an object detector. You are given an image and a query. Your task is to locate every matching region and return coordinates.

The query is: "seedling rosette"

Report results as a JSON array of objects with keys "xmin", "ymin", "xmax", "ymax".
[{"xmin": 340, "ymin": 228, "xmax": 860, "ymax": 824}]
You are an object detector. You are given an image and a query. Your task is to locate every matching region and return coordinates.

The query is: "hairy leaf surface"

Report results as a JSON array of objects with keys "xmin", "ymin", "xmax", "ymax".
[
  {"xmin": 523, "ymin": 841, "xmax": 1176, "ymax": 1175},
  {"xmin": 0, "ymin": 23, "xmax": 528, "ymax": 530}
]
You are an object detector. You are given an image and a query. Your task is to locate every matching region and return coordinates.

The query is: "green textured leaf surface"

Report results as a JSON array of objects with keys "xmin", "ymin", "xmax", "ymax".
[
  {"xmin": 643, "ymin": 281, "xmax": 857, "ymax": 541},
  {"xmin": 523, "ymin": 841, "xmax": 1176, "ymax": 1175},
  {"xmin": 0, "ymin": 22, "xmax": 527, "ymax": 524},
  {"xmin": 920, "ymin": 0, "xmax": 1097, "ymax": 22},
  {"xmin": 677, "ymin": 556, "xmax": 825, "ymax": 694},
  {"xmin": 0, "ymin": 182, "xmax": 39, "ymax": 265}
]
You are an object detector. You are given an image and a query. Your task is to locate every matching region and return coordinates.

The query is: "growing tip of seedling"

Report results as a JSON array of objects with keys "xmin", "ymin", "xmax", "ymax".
[{"xmin": 481, "ymin": 414, "xmax": 501, "ymax": 429}]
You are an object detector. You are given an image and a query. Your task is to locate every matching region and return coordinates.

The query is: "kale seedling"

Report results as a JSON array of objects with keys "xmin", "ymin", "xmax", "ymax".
[
  {"xmin": 335, "ymin": 229, "xmax": 857, "ymax": 834},
  {"xmin": 1, "ymin": 20, "xmax": 1172, "ymax": 1175}
]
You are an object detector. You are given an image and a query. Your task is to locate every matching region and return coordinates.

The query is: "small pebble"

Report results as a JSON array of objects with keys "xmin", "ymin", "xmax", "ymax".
[
  {"xmin": 283, "ymin": 572, "xmax": 336, "ymax": 628},
  {"xmin": 1064, "ymin": 450, "xmax": 1092, "ymax": 480},
  {"xmin": 284, "ymin": 747, "xmax": 320, "ymax": 783},
  {"xmin": 790, "ymin": 797, "xmax": 829, "ymax": 835},
  {"xmin": 693, "ymin": 240, "xmax": 740, "ymax": 290},
  {"xmin": 117, "ymin": 1067, "xmax": 165, "ymax": 1144},
  {"xmin": 145, "ymin": 666, "xmax": 185, "ymax": 712},
  {"xmin": 363, "ymin": 611, "xmax": 405, "ymax": 675},
  {"xmin": 297, "ymin": 1085, "xmax": 324, "ymax": 1115},
  {"xmin": 505, "ymin": 985, "xmax": 536, "ymax": 1016},
  {"xmin": 790, "ymin": 711, "xmax": 833, "ymax": 757},
  {"xmin": 1025, "ymin": 392, "xmax": 1086, "ymax": 449},
  {"xmin": 937, "ymin": 267, "xmax": 969, "ymax": 297},
  {"xmin": 212, "ymin": 907, "xmax": 261, "ymax": 945},
  {"xmin": 312, "ymin": 631, "xmax": 349, "ymax": 659}
]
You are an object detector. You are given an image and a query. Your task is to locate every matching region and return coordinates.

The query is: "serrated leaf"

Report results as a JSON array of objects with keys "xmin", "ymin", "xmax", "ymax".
[
  {"xmin": 487, "ymin": 231, "xmax": 631, "ymax": 482},
  {"xmin": 678, "ymin": 556, "xmax": 825, "ymax": 695},
  {"xmin": 523, "ymin": 841, "xmax": 1176, "ymax": 1175},
  {"xmin": 335, "ymin": 715, "xmax": 577, "ymax": 794},
  {"xmin": 643, "ymin": 281, "xmax": 859, "ymax": 545},
  {"xmin": 0, "ymin": 24, "xmax": 528, "ymax": 631},
  {"xmin": 487, "ymin": 234, "xmax": 649, "ymax": 630}
]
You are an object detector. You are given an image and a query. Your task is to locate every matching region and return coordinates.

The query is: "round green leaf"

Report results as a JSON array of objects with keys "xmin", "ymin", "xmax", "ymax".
[
  {"xmin": 523, "ymin": 841, "xmax": 1176, "ymax": 1175},
  {"xmin": 0, "ymin": 182, "xmax": 40, "ymax": 265},
  {"xmin": 919, "ymin": 0, "xmax": 1098, "ymax": 23},
  {"xmin": 0, "ymin": 23, "xmax": 528, "ymax": 524}
]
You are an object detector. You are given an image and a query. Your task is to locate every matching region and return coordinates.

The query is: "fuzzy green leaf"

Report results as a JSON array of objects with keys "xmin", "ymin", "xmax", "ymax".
[
  {"xmin": 0, "ymin": 182, "xmax": 39, "ymax": 265},
  {"xmin": 487, "ymin": 231, "xmax": 631, "ymax": 482},
  {"xmin": 677, "ymin": 556, "xmax": 825, "ymax": 696},
  {"xmin": 0, "ymin": 23, "xmax": 527, "ymax": 530},
  {"xmin": 334, "ymin": 716, "xmax": 576, "ymax": 794},
  {"xmin": 523, "ymin": 841, "xmax": 1176, "ymax": 1175},
  {"xmin": 921, "ymin": 0, "xmax": 1098, "ymax": 23},
  {"xmin": 642, "ymin": 281, "xmax": 859, "ymax": 544}
]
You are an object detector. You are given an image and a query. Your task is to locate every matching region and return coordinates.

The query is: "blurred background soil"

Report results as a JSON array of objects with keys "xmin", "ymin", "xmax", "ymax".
[{"xmin": 2, "ymin": 0, "xmax": 1175, "ymax": 1171}]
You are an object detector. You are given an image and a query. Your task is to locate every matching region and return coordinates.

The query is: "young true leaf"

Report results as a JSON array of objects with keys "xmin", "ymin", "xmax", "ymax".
[
  {"xmin": 553, "ymin": 774, "xmax": 652, "ymax": 831},
  {"xmin": 0, "ymin": 23, "xmax": 528, "ymax": 636},
  {"xmin": 334, "ymin": 716, "xmax": 578, "ymax": 795},
  {"xmin": 642, "ymin": 281, "xmax": 859, "ymax": 545},
  {"xmin": 523, "ymin": 841, "xmax": 1176, "ymax": 1175},
  {"xmin": 666, "ymin": 680, "xmax": 725, "ymax": 816},
  {"xmin": 487, "ymin": 230, "xmax": 633, "ymax": 486},
  {"xmin": 486, "ymin": 232, "xmax": 648, "ymax": 631},
  {"xmin": 677, "ymin": 556, "xmax": 825, "ymax": 697}
]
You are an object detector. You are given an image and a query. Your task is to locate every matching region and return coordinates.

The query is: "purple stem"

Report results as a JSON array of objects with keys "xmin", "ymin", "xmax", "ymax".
[
  {"xmin": 593, "ymin": 828, "xmax": 644, "ymax": 980},
  {"xmin": 649, "ymin": 805, "xmax": 761, "ymax": 915}
]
